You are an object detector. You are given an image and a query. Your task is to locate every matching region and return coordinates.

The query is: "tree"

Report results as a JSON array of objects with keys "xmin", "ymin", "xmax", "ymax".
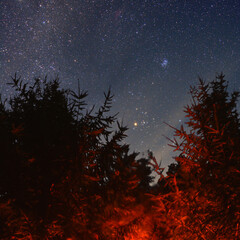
[
  {"xmin": 164, "ymin": 73, "xmax": 240, "ymax": 239},
  {"xmin": 0, "ymin": 74, "xmax": 153, "ymax": 239}
]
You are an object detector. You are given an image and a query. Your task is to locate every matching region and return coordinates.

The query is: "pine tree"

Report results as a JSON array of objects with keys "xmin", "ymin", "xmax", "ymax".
[
  {"xmin": 167, "ymin": 73, "xmax": 240, "ymax": 238},
  {"xmin": 0, "ymin": 75, "xmax": 154, "ymax": 239}
]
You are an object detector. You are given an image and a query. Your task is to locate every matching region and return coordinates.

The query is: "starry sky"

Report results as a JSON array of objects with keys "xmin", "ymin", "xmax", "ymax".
[{"xmin": 1, "ymin": 0, "xmax": 240, "ymax": 169}]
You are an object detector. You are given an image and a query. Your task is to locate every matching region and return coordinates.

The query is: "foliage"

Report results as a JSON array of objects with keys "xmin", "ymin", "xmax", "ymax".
[
  {"xmin": 1, "ymin": 73, "xmax": 239, "ymax": 239},
  {"xmin": 150, "ymin": 73, "xmax": 240, "ymax": 239},
  {"xmin": 0, "ymin": 74, "xmax": 153, "ymax": 239}
]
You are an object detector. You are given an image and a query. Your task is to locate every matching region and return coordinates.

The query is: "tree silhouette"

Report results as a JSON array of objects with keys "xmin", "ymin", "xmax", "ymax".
[
  {"xmin": 0, "ymin": 75, "xmax": 153, "ymax": 239},
  {"xmin": 1, "ymin": 73, "xmax": 239, "ymax": 239}
]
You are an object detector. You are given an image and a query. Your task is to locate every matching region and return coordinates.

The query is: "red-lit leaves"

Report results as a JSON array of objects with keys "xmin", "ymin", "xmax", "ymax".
[
  {"xmin": 1, "ymin": 74, "xmax": 239, "ymax": 239},
  {"xmin": 156, "ymin": 74, "xmax": 240, "ymax": 239}
]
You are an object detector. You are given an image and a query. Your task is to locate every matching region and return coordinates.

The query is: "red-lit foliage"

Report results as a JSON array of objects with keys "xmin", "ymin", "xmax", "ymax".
[
  {"xmin": 0, "ymin": 74, "xmax": 239, "ymax": 239},
  {"xmin": 148, "ymin": 74, "xmax": 240, "ymax": 239}
]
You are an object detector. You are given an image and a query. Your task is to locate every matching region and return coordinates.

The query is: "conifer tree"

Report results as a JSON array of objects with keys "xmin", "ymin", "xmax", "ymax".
[
  {"xmin": 166, "ymin": 73, "xmax": 240, "ymax": 238},
  {"xmin": 0, "ymin": 75, "xmax": 153, "ymax": 239}
]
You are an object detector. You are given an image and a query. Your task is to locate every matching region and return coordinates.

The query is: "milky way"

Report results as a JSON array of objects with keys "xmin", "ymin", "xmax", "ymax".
[{"xmin": 1, "ymin": 0, "xmax": 240, "ymax": 169}]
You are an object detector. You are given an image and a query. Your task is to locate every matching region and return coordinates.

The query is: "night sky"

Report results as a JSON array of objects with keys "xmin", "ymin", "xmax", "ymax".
[{"xmin": 1, "ymin": 0, "xmax": 240, "ymax": 169}]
